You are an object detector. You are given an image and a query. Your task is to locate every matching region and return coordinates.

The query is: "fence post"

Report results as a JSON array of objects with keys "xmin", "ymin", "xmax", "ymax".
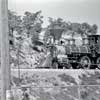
[{"xmin": 0, "ymin": 0, "xmax": 12, "ymax": 100}]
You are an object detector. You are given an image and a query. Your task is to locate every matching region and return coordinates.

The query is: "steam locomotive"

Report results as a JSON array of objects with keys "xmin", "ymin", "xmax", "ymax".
[{"xmin": 55, "ymin": 34, "xmax": 100, "ymax": 69}]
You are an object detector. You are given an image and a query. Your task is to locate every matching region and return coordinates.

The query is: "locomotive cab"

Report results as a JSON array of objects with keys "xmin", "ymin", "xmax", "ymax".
[
  {"xmin": 88, "ymin": 35, "xmax": 100, "ymax": 56},
  {"xmin": 87, "ymin": 34, "xmax": 100, "ymax": 69},
  {"xmin": 79, "ymin": 35, "xmax": 100, "ymax": 69},
  {"xmin": 88, "ymin": 34, "xmax": 100, "ymax": 45}
]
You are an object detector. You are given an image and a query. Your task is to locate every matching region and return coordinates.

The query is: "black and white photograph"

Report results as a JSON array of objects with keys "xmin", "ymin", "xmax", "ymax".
[
  {"xmin": 8, "ymin": 0, "xmax": 100, "ymax": 69},
  {"xmin": 0, "ymin": 0, "xmax": 100, "ymax": 100}
]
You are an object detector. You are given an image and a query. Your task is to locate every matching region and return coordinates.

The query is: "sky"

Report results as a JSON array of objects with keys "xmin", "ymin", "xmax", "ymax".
[{"xmin": 8, "ymin": 0, "xmax": 100, "ymax": 33}]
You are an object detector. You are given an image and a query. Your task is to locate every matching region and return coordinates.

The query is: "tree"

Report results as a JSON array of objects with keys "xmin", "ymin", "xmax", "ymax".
[
  {"xmin": 67, "ymin": 22, "xmax": 80, "ymax": 39},
  {"xmin": 8, "ymin": 10, "xmax": 22, "ymax": 47},
  {"xmin": 8, "ymin": 10, "xmax": 22, "ymax": 34},
  {"xmin": 8, "ymin": 10, "xmax": 24, "ymax": 69},
  {"xmin": 22, "ymin": 11, "xmax": 43, "ymax": 45},
  {"xmin": 8, "ymin": 10, "xmax": 44, "ymax": 69},
  {"xmin": 46, "ymin": 17, "xmax": 67, "ymax": 42},
  {"xmin": 78, "ymin": 23, "xmax": 98, "ymax": 38},
  {"xmin": 91, "ymin": 24, "xmax": 98, "ymax": 34},
  {"xmin": 80, "ymin": 22, "xmax": 91, "ymax": 37}
]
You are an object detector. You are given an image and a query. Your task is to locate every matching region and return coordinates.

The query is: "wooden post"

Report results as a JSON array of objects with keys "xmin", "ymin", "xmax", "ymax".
[{"xmin": 0, "ymin": 0, "xmax": 11, "ymax": 100}]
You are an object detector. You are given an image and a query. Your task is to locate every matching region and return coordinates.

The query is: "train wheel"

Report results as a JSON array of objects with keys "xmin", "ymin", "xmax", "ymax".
[
  {"xmin": 96, "ymin": 57, "xmax": 100, "ymax": 69},
  {"xmin": 63, "ymin": 63, "xmax": 72, "ymax": 69},
  {"xmin": 80, "ymin": 56, "xmax": 91, "ymax": 69},
  {"xmin": 67, "ymin": 63, "xmax": 73, "ymax": 69}
]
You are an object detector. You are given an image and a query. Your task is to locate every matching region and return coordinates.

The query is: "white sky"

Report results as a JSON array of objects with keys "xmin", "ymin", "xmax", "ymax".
[{"xmin": 8, "ymin": 0, "xmax": 100, "ymax": 33}]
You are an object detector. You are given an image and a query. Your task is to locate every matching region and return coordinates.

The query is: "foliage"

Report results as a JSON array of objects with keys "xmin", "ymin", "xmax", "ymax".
[
  {"xmin": 8, "ymin": 10, "xmax": 44, "ymax": 68},
  {"xmin": 67, "ymin": 22, "xmax": 98, "ymax": 38},
  {"xmin": 67, "ymin": 22, "xmax": 81, "ymax": 38},
  {"xmin": 45, "ymin": 17, "xmax": 98, "ymax": 43},
  {"xmin": 45, "ymin": 17, "xmax": 68, "ymax": 41},
  {"xmin": 8, "ymin": 10, "xmax": 22, "ymax": 35},
  {"xmin": 8, "ymin": 10, "xmax": 43, "ymax": 47},
  {"xmin": 22, "ymin": 11, "xmax": 43, "ymax": 44},
  {"xmin": 91, "ymin": 24, "xmax": 98, "ymax": 34}
]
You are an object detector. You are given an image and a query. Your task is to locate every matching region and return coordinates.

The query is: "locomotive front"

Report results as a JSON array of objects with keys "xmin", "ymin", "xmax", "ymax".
[{"xmin": 55, "ymin": 45, "xmax": 71, "ymax": 69}]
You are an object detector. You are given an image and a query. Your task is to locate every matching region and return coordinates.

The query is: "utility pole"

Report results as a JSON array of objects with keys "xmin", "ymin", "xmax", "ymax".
[{"xmin": 0, "ymin": 0, "xmax": 11, "ymax": 100}]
